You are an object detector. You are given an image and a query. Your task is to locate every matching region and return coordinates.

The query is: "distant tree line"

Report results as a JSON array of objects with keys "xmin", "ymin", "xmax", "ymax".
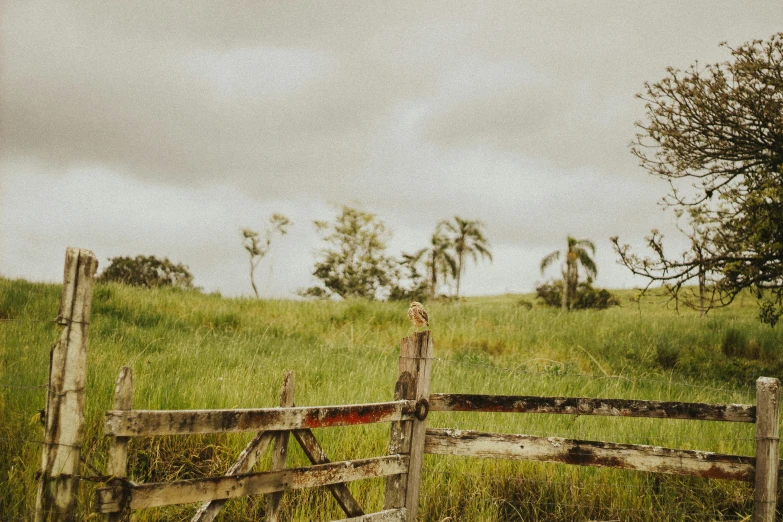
[
  {"xmin": 94, "ymin": 205, "xmax": 495, "ymax": 304},
  {"xmin": 95, "ymin": 207, "xmax": 622, "ymax": 311},
  {"xmin": 298, "ymin": 205, "xmax": 492, "ymax": 301}
]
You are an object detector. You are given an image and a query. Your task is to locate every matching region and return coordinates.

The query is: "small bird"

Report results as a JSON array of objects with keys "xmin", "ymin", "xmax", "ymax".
[{"xmin": 408, "ymin": 301, "xmax": 429, "ymax": 330}]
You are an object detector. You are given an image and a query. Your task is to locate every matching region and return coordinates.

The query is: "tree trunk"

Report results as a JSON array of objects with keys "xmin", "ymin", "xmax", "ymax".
[
  {"xmin": 429, "ymin": 251, "xmax": 437, "ymax": 299},
  {"xmin": 697, "ymin": 249, "xmax": 706, "ymax": 318},
  {"xmin": 455, "ymin": 251, "xmax": 464, "ymax": 299},
  {"xmin": 563, "ymin": 259, "xmax": 576, "ymax": 311},
  {"xmin": 561, "ymin": 269, "xmax": 568, "ymax": 311},
  {"xmin": 569, "ymin": 271, "xmax": 577, "ymax": 310},
  {"xmin": 249, "ymin": 259, "xmax": 259, "ymax": 299},
  {"xmin": 699, "ymin": 269, "xmax": 706, "ymax": 318},
  {"xmin": 571, "ymin": 264, "xmax": 578, "ymax": 311}
]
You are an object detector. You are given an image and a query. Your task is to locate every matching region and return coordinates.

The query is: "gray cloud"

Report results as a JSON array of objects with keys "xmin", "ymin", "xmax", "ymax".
[{"xmin": 2, "ymin": 1, "xmax": 781, "ymax": 295}]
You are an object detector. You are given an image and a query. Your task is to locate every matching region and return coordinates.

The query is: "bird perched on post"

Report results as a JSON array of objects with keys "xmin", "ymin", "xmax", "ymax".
[{"xmin": 408, "ymin": 301, "xmax": 429, "ymax": 330}]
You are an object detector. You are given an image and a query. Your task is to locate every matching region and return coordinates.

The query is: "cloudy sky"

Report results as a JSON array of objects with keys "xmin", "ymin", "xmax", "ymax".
[{"xmin": 1, "ymin": 2, "xmax": 781, "ymax": 298}]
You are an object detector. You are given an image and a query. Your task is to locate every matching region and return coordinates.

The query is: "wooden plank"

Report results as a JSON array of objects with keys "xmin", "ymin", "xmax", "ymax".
[
  {"xmin": 266, "ymin": 371, "xmax": 295, "ymax": 522},
  {"xmin": 753, "ymin": 377, "xmax": 781, "ymax": 522},
  {"xmin": 429, "ymin": 393, "xmax": 756, "ymax": 423},
  {"xmin": 293, "ymin": 429, "xmax": 364, "ymax": 517},
  {"xmin": 333, "ymin": 508, "xmax": 407, "ymax": 521},
  {"xmin": 424, "ymin": 428, "xmax": 755, "ymax": 482},
  {"xmin": 107, "ymin": 367, "xmax": 133, "ymax": 522},
  {"xmin": 95, "ymin": 455, "xmax": 409, "ymax": 513},
  {"xmin": 383, "ymin": 331, "xmax": 432, "ymax": 522},
  {"xmin": 104, "ymin": 400, "xmax": 416, "ymax": 437},
  {"xmin": 35, "ymin": 248, "xmax": 98, "ymax": 522}
]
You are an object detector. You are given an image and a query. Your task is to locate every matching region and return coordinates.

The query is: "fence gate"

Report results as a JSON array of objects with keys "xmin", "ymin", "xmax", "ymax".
[{"xmin": 94, "ymin": 332, "xmax": 434, "ymax": 522}]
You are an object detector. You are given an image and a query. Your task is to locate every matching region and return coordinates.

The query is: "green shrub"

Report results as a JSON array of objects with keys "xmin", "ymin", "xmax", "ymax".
[
  {"xmin": 721, "ymin": 328, "xmax": 747, "ymax": 358},
  {"xmin": 535, "ymin": 279, "xmax": 564, "ymax": 307},
  {"xmin": 517, "ymin": 299, "xmax": 534, "ymax": 310},
  {"xmin": 655, "ymin": 340, "xmax": 679, "ymax": 370},
  {"xmin": 573, "ymin": 284, "xmax": 621, "ymax": 310},
  {"xmin": 535, "ymin": 280, "xmax": 620, "ymax": 310},
  {"xmin": 98, "ymin": 255, "xmax": 194, "ymax": 289}
]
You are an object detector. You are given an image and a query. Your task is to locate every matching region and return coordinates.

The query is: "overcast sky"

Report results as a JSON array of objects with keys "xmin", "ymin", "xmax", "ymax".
[{"xmin": 2, "ymin": 2, "xmax": 782, "ymax": 298}]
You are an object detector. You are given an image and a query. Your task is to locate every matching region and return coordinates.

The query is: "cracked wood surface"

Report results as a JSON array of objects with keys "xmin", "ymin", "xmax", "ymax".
[
  {"xmin": 424, "ymin": 428, "xmax": 755, "ymax": 481},
  {"xmin": 105, "ymin": 400, "xmax": 416, "ymax": 437},
  {"xmin": 35, "ymin": 248, "xmax": 98, "ymax": 522},
  {"xmin": 95, "ymin": 455, "xmax": 409, "ymax": 512},
  {"xmin": 429, "ymin": 393, "xmax": 755, "ymax": 422}
]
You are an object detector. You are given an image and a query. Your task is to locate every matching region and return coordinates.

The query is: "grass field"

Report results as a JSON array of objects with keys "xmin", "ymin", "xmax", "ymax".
[{"xmin": 2, "ymin": 277, "xmax": 783, "ymax": 520}]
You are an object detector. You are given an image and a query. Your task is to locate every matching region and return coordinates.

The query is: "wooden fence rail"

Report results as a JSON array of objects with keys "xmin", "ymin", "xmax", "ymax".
[
  {"xmin": 429, "ymin": 392, "xmax": 757, "ymax": 422},
  {"xmin": 95, "ymin": 455, "xmax": 410, "ymax": 512},
  {"xmin": 424, "ymin": 428, "xmax": 756, "ymax": 481},
  {"xmin": 103, "ymin": 400, "xmax": 418, "ymax": 437}
]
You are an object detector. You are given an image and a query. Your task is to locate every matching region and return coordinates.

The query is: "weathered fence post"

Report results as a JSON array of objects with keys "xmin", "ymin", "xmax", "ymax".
[
  {"xmin": 106, "ymin": 367, "xmax": 133, "ymax": 522},
  {"xmin": 754, "ymin": 376, "xmax": 781, "ymax": 522},
  {"xmin": 384, "ymin": 331, "xmax": 433, "ymax": 522},
  {"xmin": 35, "ymin": 248, "xmax": 98, "ymax": 522},
  {"xmin": 266, "ymin": 370, "xmax": 295, "ymax": 521}
]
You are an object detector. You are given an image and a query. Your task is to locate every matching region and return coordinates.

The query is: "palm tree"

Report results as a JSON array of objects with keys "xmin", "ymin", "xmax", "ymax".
[
  {"xmin": 395, "ymin": 247, "xmax": 429, "ymax": 299},
  {"xmin": 426, "ymin": 222, "xmax": 457, "ymax": 299},
  {"xmin": 443, "ymin": 217, "xmax": 493, "ymax": 299},
  {"xmin": 540, "ymin": 236, "xmax": 597, "ymax": 310}
]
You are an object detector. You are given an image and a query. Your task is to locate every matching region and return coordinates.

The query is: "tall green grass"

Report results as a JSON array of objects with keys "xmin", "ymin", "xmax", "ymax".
[{"xmin": 1, "ymin": 278, "xmax": 781, "ymax": 520}]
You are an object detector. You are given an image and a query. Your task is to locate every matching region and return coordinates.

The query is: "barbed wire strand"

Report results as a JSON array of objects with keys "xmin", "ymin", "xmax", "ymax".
[
  {"xmin": 0, "ymin": 383, "xmax": 48, "ymax": 389},
  {"xmin": 0, "ymin": 434, "xmax": 82, "ymax": 450},
  {"xmin": 0, "ymin": 318, "xmax": 56, "ymax": 324}
]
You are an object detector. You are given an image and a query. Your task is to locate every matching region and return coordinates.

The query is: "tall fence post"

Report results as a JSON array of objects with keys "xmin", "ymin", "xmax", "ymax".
[
  {"xmin": 754, "ymin": 376, "xmax": 781, "ymax": 522},
  {"xmin": 35, "ymin": 248, "xmax": 99, "ymax": 522},
  {"xmin": 266, "ymin": 370, "xmax": 295, "ymax": 521},
  {"xmin": 107, "ymin": 367, "xmax": 133, "ymax": 522},
  {"xmin": 384, "ymin": 330, "xmax": 433, "ymax": 522}
]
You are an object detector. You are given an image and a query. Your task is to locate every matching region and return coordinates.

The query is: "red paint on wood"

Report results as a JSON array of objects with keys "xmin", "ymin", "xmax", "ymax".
[{"xmin": 303, "ymin": 404, "xmax": 399, "ymax": 428}]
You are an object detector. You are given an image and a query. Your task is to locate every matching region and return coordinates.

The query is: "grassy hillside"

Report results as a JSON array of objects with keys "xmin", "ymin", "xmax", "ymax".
[{"xmin": 2, "ymin": 278, "xmax": 782, "ymax": 520}]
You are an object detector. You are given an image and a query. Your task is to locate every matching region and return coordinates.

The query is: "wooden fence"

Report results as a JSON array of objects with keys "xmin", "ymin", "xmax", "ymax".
[
  {"xmin": 33, "ymin": 248, "xmax": 782, "ymax": 522},
  {"xmin": 95, "ymin": 367, "xmax": 420, "ymax": 521},
  {"xmin": 425, "ymin": 385, "xmax": 779, "ymax": 519}
]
